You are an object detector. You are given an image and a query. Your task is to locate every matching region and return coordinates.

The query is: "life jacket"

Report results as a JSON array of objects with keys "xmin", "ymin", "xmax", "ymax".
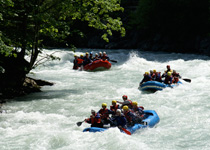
[
  {"xmin": 144, "ymin": 75, "xmax": 152, "ymax": 82},
  {"xmin": 127, "ymin": 100, "xmax": 133, "ymax": 108},
  {"xmin": 86, "ymin": 114, "xmax": 101, "ymax": 124},
  {"xmin": 124, "ymin": 110, "xmax": 133, "ymax": 122},
  {"xmin": 99, "ymin": 108, "xmax": 109, "ymax": 119},
  {"xmin": 132, "ymin": 106, "xmax": 144, "ymax": 117},
  {"xmin": 101, "ymin": 55, "xmax": 108, "ymax": 60},
  {"xmin": 77, "ymin": 58, "xmax": 83, "ymax": 65},
  {"xmin": 164, "ymin": 75, "xmax": 172, "ymax": 84},
  {"xmin": 151, "ymin": 73, "xmax": 156, "ymax": 80},
  {"xmin": 91, "ymin": 114, "xmax": 101, "ymax": 124},
  {"xmin": 155, "ymin": 72, "xmax": 162, "ymax": 81},
  {"xmin": 172, "ymin": 73, "xmax": 180, "ymax": 83},
  {"xmin": 110, "ymin": 104, "xmax": 119, "ymax": 113},
  {"xmin": 122, "ymin": 100, "xmax": 132, "ymax": 109}
]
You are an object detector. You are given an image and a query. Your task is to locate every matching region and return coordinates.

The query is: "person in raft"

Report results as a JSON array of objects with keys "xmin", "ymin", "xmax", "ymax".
[
  {"xmin": 84, "ymin": 110, "xmax": 103, "ymax": 128},
  {"xmin": 122, "ymin": 105, "xmax": 136, "ymax": 127},
  {"xmin": 172, "ymin": 70, "xmax": 182, "ymax": 83},
  {"xmin": 162, "ymin": 65, "xmax": 173, "ymax": 78},
  {"xmin": 139, "ymin": 72, "xmax": 152, "ymax": 86},
  {"xmin": 93, "ymin": 53, "xmax": 100, "ymax": 61},
  {"xmin": 89, "ymin": 52, "xmax": 94, "ymax": 60},
  {"xmin": 117, "ymin": 95, "xmax": 133, "ymax": 109},
  {"xmin": 110, "ymin": 100, "xmax": 120, "ymax": 116},
  {"xmin": 98, "ymin": 103, "xmax": 114, "ymax": 125},
  {"xmin": 98, "ymin": 52, "xmax": 103, "ymax": 59},
  {"xmin": 82, "ymin": 52, "xmax": 92, "ymax": 66},
  {"xmin": 111, "ymin": 109, "xmax": 127, "ymax": 129},
  {"xmin": 131, "ymin": 101, "xmax": 145, "ymax": 122},
  {"xmin": 73, "ymin": 55, "xmax": 79, "ymax": 70},
  {"xmin": 101, "ymin": 52, "xmax": 110, "ymax": 61},
  {"xmin": 164, "ymin": 72, "xmax": 173, "ymax": 85},
  {"xmin": 153, "ymin": 69, "xmax": 162, "ymax": 82},
  {"xmin": 150, "ymin": 70, "xmax": 156, "ymax": 81}
]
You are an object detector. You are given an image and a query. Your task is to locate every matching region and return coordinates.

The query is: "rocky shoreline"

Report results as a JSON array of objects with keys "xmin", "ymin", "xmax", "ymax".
[{"xmin": 0, "ymin": 77, "xmax": 54, "ymax": 103}]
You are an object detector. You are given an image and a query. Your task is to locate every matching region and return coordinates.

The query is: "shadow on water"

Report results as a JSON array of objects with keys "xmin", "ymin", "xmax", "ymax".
[
  {"xmin": 9, "ymin": 89, "xmax": 81, "ymax": 102},
  {"xmin": 139, "ymin": 90, "xmax": 157, "ymax": 95}
]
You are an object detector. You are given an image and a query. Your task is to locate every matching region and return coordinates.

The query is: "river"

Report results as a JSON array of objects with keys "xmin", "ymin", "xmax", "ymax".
[{"xmin": 0, "ymin": 49, "xmax": 210, "ymax": 150}]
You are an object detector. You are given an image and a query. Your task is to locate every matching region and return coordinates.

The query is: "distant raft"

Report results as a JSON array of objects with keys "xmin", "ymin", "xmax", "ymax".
[
  {"xmin": 139, "ymin": 81, "xmax": 182, "ymax": 91},
  {"xmin": 83, "ymin": 59, "xmax": 111, "ymax": 71},
  {"xmin": 83, "ymin": 110, "xmax": 160, "ymax": 135}
]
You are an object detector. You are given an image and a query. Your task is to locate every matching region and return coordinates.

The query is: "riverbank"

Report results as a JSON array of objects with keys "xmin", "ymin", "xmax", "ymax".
[{"xmin": 0, "ymin": 77, "xmax": 54, "ymax": 103}]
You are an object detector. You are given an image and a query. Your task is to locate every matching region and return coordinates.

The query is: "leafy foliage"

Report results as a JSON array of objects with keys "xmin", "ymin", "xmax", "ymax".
[
  {"xmin": 0, "ymin": 0, "xmax": 125, "ymax": 70},
  {"xmin": 134, "ymin": 0, "xmax": 210, "ymax": 36}
]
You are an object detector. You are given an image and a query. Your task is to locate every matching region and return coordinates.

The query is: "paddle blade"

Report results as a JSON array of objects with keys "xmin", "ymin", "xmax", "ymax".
[
  {"xmin": 183, "ymin": 78, "xmax": 191, "ymax": 83},
  {"xmin": 122, "ymin": 128, "xmax": 131, "ymax": 135},
  {"xmin": 76, "ymin": 121, "xmax": 83, "ymax": 126},
  {"xmin": 110, "ymin": 60, "xmax": 117, "ymax": 63}
]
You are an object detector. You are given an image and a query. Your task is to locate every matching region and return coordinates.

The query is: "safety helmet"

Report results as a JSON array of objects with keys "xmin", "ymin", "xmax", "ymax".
[
  {"xmin": 102, "ymin": 103, "xmax": 107, "ymax": 107},
  {"xmin": 95, "ymin": 53, "xmax": 98, "ymax": 56},
  {"xmin": 86, "ymin": 52, "xmax": 89, "ymax": 55},
  {"xmin": 112, "ymin": 100, "xmax": 117, "ymax": 104},
  {"xmin": 132, "ymin": 101, "xmax": 138, "ymax": 106},
  {"xmin": 91, "ymin": 109, "xmax": 96, "ymax": 113},
  {"xmin": 145, "ymin": 72, "xmax": 149, "ymax": 75},
  {"xmin": 153, "ymin": 69, "xmax": 156, "ymax": 73},
  {"xmin": 74, "ymin": 55, "xmax": 78, "ymax": 57},
  {"xmin": 122, "ymin": 105, "xmax": 129, "ymax": 111},
  {"xmin": 122, "ymin": 95, "xmax": 128, "ymax": 100},
  {"xmin": 167, "ymin": 72, "xmax": 172, "ymax": 76},
  {"xmin": 103, "ymin": 52, "xmax": 106, "ymax": 54},
  {"xmin": 90, "ymin": 52, "xmax": 93, "ymax": 55},
  {"xmin": 80, "ymin": 54, "xmax": 84, "ymax": 57},
  {"xmin": 99, "ymin": 52, "xmax": 102, "ymax": 54},
  {"xmin": 116, "ymin": 109, "xmax": 121, "ymax": 113}
]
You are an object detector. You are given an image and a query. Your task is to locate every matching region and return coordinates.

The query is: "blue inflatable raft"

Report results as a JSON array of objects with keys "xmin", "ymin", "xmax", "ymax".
[
  {"xmin": 83, "ymin": 110, "xmax": 160, "ymax": 135},
  {"xmin": 139, "ymin": 81, "xmax": 182, "ymax": 91}
]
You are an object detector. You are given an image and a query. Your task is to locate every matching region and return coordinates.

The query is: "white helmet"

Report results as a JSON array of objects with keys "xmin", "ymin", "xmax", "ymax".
[{"xmin": 116, "ymin": 109, "xmax": 121, "ymax": 113}]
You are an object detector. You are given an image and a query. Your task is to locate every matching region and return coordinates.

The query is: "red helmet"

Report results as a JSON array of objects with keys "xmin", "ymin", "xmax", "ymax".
[{"xmin": 122, "ymin": 95, "xmax": 128, "ymax": 100}]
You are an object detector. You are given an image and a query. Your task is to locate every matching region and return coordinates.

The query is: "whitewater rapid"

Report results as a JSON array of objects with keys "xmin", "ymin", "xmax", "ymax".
[{"xmin": 0, "ymin": 49, "xmax": 210, "ymax": 150}]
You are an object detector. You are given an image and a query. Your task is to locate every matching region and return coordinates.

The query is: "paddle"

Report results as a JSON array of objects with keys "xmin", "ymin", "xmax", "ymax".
[
  {"xmin": 110, "ymin": 60, "xmax": 117, "ymax": 63},
  {"xmin": 182, "ymin": 78, "xmax": 191, "ymax": 83},
  {"xmin": 76, "ymin": 121, "xmax": 85, "ymax": 126},
  {"xmin": 121, "ymin": 128, "xmax": 131, "ymax": 135}
]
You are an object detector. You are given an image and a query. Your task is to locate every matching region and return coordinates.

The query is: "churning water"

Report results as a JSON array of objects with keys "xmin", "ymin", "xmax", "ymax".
[{"xmin": 0, "ymin": 49, "xmax": 210, "ymax": 150}]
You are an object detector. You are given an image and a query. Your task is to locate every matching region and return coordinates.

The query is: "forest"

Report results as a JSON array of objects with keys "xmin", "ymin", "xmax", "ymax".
[{"xmin": 0, "ymin": 0, "xmax": 210, "ymax": 99}]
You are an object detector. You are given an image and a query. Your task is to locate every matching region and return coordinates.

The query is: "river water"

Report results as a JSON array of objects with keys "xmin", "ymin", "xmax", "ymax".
[{"xmin": 0, "ymin": 49, "xmax": 210, "ymax": 150}]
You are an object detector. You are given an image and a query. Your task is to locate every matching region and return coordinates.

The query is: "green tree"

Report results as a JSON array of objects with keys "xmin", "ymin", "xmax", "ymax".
[{"xmin": 0, "ymin": 0, "xmax": 125, "ymax": 93}]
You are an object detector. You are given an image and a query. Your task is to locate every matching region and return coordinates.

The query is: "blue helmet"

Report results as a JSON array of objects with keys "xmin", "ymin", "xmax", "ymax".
[{"xmin": 90, "ymin": 52, "xmax": 93, "ymax": 55}]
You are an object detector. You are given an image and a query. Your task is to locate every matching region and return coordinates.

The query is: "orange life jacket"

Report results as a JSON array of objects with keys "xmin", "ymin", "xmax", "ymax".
[
  {"xmin": 91, "ymin": 115, "xmax": 101, "ymax": 124},
  {"xmin": 77, "ymin": 58, "xmax": 83, "ymax": 64},
  {"xmin": 99, "ymin": 108, "xmax": 109, "ymax": 119},
  {"xmin": 110, "ymin": 104, "xmax": 119, "ymax": 113},
  {"xmin": 124, "ymin": 110, "xmax": 132, "ymax": 122}
]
